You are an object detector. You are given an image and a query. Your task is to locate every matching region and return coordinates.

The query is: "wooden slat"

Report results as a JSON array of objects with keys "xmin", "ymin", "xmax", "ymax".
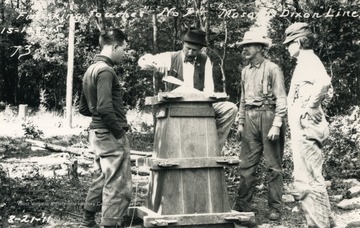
[
  {"xmin": 208, "ymin": 168, "xmax": 232, "ymax": 213},
  {"xmin": 145, "ymin": 92, "xmax": 228, "ymax": 106},
  {"xmin": 142, "ymin": 210, "xmax": 255, "ymax": 227},
  {"xmin": 169, "ymin": 106, "xmax": 215, "ymax": 117},
  {"xmin": 182, "ymin": 168, "xmax": 210, "ymax": 214},
  {"xmin": 178, "ymin": 111, "xmax": 218, "ymax": 158},
  {"xmin": 159, "ymin": 170, "xmax": 184, "ymax": 215},
  {"xmin": 148, "ymin": 157, "xmax": 240, "ymax": 170}
]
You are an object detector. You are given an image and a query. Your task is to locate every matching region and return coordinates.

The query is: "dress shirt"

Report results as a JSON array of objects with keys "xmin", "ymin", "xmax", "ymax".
[
  {"xmin": 138, "ymin": 51, "xmax": 214, "ymax": 93},
  {"xmin": 238, "ymin": 59, "xmax": 287, "ymax": 127}
]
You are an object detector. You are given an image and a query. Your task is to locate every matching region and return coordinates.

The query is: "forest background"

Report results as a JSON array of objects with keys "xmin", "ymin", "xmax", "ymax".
[
  {"xmin": 0, "ymin": 0, "xmax": 359, "ymax": 114},
  {"xmin": 1, "ymin": 0, "xmax": 360, "ymax": 179},
  {"xmin": 0, "ymin": 0, "xmax": 360, "ymax": 227}
]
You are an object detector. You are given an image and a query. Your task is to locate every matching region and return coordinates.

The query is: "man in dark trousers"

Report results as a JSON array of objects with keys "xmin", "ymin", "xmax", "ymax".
[
  {"xmin": 234, "ymin": 30, "xmax": 287, "ymax": 221},
  {"xmin": 138, "ymin": 27, "xmax": 237, "ymax": 150},
  {"xmin": 79, "ymin": 28, "xmax": 131, "ymax": 228}
]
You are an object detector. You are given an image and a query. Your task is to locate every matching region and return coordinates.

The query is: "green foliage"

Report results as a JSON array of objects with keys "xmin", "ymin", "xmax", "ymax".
[{"xmin": 22, "ymin": 121, "xmax": 44, "ymax": 139}]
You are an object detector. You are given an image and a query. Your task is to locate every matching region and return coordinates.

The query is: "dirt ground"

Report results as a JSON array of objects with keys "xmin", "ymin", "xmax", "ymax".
[{"xmin": 0, "ymin": 119, "xmax": 359, "ymax": 228}]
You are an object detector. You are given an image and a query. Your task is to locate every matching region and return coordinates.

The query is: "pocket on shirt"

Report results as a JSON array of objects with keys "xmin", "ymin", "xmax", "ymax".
[{"xmin": 294, "ymin": 81, "xmax": 313, "ymax": 103}]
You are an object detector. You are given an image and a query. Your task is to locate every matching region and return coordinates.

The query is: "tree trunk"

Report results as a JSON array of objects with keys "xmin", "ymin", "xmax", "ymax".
[
  {"xmin": 65, "ymin": 0, "xmax": 75, "ymax": 128},
  {"xmin": 172, "ymin": 0, "xmax": 178, "ymax": 51},
  {"xmin": 0, "ymin": 0, "xmax": 5, "ymax": 101},
  {"xmin": 152, "ymin": 13, "xmax": 158, "ymax": 54},
  {"xmin": 205, "ymin": 0, "xmax": 210, "ymax": 47},
  {"xmin": 95, "ymin": 0, "xmax": 106, "ymax": 33},
  {"xmin": 152, "ymin": 11, "xmax": 159, "ymax": 130},
  {"xmin": 221, "ymin": 20, "xmax": 228, "ymax": 93}
]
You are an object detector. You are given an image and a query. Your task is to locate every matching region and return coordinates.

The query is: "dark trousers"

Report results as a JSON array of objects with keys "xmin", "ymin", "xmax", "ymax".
[{"xmin": 235, "ymin": 107, "xmax": 285, "ymax": 212}]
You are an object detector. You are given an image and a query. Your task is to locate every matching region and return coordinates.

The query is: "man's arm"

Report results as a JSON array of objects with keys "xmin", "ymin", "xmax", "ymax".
[
  {"xmin": 307, "ymin": 76, "xmax": 332, "ymax": 109},
  {"xmin": 138, "ymin": 52, "xmax": 172, "ymax": 73},
  {"xmin": 79, "ymin": 91, "xmax": 92, "ymax": 117},
  {"xmin": 238, "ymin": 70, "xmax": 246, "ymax": 126},
  {"xmin": 236, "ymin": 70, "xmax": 246, "ymax": 139},
  {"xmin": 96, "ymin": 71, "xmax": 125, "ymax": 139},
  {"xmin": 271, "ymin": 66, "xmax": 287, "ymax": 127}
]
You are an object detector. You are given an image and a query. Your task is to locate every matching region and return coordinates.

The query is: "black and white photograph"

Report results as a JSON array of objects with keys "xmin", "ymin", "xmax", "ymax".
[{"xmin": 0, "ymin": 0, "xmax": 359, "ymax": 227}]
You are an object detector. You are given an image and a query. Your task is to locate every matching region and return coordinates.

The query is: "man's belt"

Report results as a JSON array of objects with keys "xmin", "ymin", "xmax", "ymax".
[{"xmin": 245, "ymin": 104, "xmax": 276, "ymax": 111}]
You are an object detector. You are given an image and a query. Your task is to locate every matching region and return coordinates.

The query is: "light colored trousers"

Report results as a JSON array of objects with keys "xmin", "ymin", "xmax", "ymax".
[
  {"xmin": 213, "ymin": 101, "xmax": 238, "ymax": 149},
  {"xmin": 288, "ymin": 106, "xmax": 332, "ymax": 228},
  {"xmin": 84, "ymin": 129, "xmax": 132, "ymax": 227}
]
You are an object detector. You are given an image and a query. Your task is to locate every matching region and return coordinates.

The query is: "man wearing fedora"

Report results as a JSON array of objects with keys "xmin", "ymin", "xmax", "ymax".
[
  {"xmin": 138, "ymin": 27, "xmax": 237, "ymax": 150},
  {"xmin": 284, "ymin": 22, "xmax": 334, "ymax": 228},
  {"xmin": 234, "ymin": 30, "xmax": 287, "ymax": 221}
]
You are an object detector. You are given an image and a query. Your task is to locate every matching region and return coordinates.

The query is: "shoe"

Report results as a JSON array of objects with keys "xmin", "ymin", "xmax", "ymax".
[
  {"xmin": 78, "ymin": 209, "xmax": 99, "ymax": 228},
  {"xmin": 268, "ymin": 209, "xmax": 281, "ymax": 221},
  {"xmin": 232, "ymin": 202, "xmax": 252, "ymax": 212},
  {"xmin": 79, "ymin": 218, "xmax": 100, "ymax": 228}
]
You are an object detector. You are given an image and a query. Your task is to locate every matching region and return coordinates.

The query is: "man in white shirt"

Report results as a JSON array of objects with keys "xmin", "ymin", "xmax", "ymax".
[
  {"xmin": 138, "ymin": 27, "xmax": 237, "ymax": 150},
  {"xmin": 284, "ymin": 22, "xmax": 335, "ymax": 228}
]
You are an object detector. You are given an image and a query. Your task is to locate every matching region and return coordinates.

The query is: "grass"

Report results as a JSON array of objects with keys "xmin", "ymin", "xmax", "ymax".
[
  {"xmin": 0, "ymin": 106, "xmax": 359, "ymax": 227},
  {"xmin": 0, "ymin": 106, "xmax": 154, "ymax": 227}
]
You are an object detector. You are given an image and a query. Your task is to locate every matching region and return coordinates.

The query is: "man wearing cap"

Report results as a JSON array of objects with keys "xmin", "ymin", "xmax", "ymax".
[
  {"xmin": 138, "ymin": 27, "xmax": 237, "ymax": 150},
  {"xmin": 234, "ymin": 30, "xmax": 287, "ymax": 221},
  {"xmin": 283, "ymin": 22, "xmax": 334, "ymax": 228}
]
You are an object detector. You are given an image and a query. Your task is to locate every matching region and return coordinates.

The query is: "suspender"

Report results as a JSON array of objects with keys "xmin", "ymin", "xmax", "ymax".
[
  {"xmin": 262, "ymin": 60, "xmax": 268, "ymax": 96},
  {"xmin": 242, "ymin": 60, "xmax": 272, "ymax": 99}
]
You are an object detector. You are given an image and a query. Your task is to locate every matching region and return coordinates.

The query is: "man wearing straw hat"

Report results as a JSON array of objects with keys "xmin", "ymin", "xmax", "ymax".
[
  {"xmin": 234, "ymin": 30, "xmax": 287, "ymax": 221},
  {"xmin": 283, "ymin": 22, "xmax": 334, "ymax": 228},
  {"xmin": 138, "ymin": 27, "xmax": 237, "ymax": 150}
]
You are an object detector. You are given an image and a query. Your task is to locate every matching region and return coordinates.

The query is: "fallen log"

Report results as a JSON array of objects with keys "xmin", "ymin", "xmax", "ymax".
[
  {"xmin": 25, "ymin": 139, "xmax": 153, "ymax": 160},
  {"xmin": 26, "ymin": 139, "xmax": 92, "ymax": 157}
]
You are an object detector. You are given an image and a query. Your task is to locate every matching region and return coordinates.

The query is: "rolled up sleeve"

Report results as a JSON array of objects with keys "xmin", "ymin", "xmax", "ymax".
[
  {"xmin": 271, "ymin": 66, "xmax": 287, "ymax": 127},
  {"xmin": 307, "ymin": 76, "xmax": 332, "ymax": 108},
  {"xmin": 138, "ymin": 52, "xmax": 172, "ymax": 71},
  {"xmin": 238, "ymin": 70, "xmax": 246, "ymax": 125}
]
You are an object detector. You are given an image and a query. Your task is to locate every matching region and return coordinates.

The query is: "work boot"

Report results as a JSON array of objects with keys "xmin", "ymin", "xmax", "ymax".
[
  {"xmin": 232, "ymin": 201, "xmax": 252, "ymax": 212},
  {"xmin": 79, "ymin": 210, "xmax": 99, "ymax": 228},
  {"xmin": 268, "ymin": 208, "xmax": 281, "ymax": 221}
]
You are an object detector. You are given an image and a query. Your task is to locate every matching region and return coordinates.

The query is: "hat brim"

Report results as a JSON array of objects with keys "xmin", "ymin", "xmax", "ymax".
[
  {"xmin": 238, "ymin": 39, "xmax": 270, "ymax": 47},
  {"xmin": 283, "ymin": 31, "xmax": 311, "ymax": 44}
]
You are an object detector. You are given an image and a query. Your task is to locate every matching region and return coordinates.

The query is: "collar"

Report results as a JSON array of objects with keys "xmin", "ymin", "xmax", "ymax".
[
  {"xmin": 249, "ymin": 58, "xmax": 265, "ymax": 69},
  {"xmin": 94, "ymin": 55, "xmax": 114, "ymax": 67}
]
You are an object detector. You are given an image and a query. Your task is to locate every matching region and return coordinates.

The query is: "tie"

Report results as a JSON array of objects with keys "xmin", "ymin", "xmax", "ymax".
[{"xmin": 184, "ymin": 57, "xmax": 196, "ymax": 64}]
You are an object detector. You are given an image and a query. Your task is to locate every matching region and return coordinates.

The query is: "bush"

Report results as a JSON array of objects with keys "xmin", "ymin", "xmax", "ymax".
[
  {"xmin": 323, "ymin": 106, "xmax": 360, "ymax": 179},
  {"xmin": 22, "ymin": 121, "xmax": 44, "ymax": 139}
]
